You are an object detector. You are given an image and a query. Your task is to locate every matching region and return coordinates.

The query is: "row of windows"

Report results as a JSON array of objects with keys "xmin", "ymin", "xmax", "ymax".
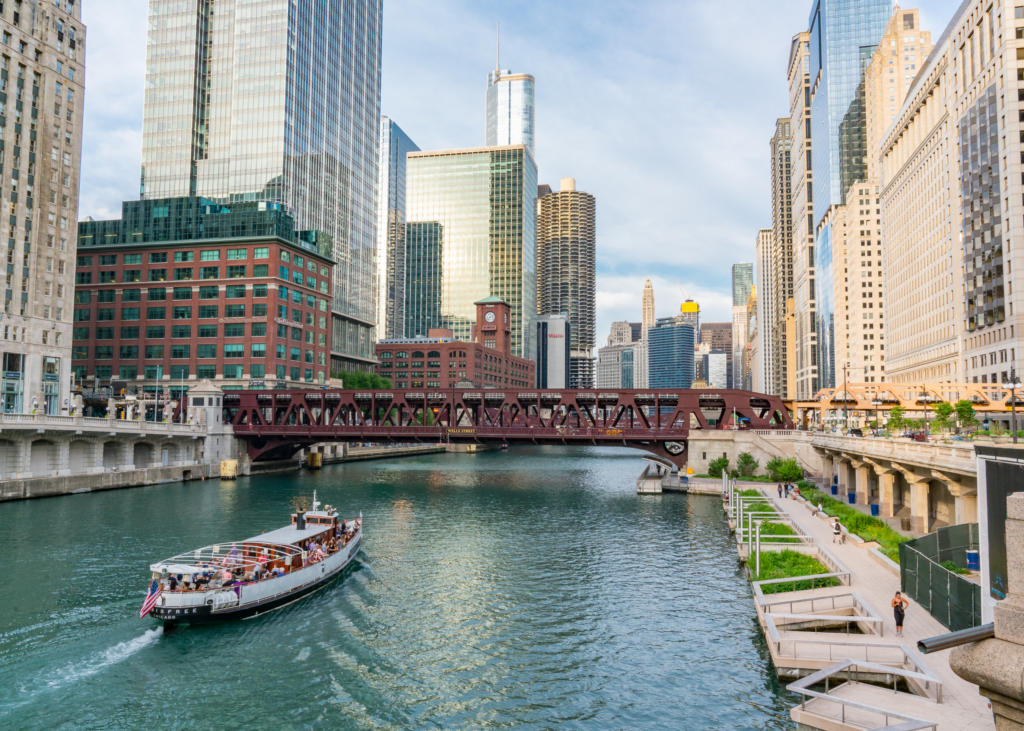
[
  {"xmin": 75, "ymin": 343, "xmax": 269, "ymax": 360},
  {"xmin": 73, "ymin": 284, "xmax": 267, "ymax": 303},
  {"xmin": 73, "ymin": 304, "xmax": 268, "ymax": 322},
  {"xmin": 73, "ymin": 323, "xmax": 268, "ymax": 340},
  {"xmin": 75, "ymin": 265, "xmax": 261, "ymax": 284},
  {"xmin": 74, "ymin": 248, "xmax": 273, "ymax": 268},
  {"xmin": 74, "ymin": 365, "xmax": 326, "ymax": 384}
]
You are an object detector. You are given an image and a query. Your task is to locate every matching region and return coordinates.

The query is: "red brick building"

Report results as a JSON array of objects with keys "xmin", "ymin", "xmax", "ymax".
[
  {"xmin": 71, "ymin": 237, "xmax": 334, "ymax": 391},
  {"xmin": 375, "ymin": 298, "xmax": 535, "ymax": 389}
]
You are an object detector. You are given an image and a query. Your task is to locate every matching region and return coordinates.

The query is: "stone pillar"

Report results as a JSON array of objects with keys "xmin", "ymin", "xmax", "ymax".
[
  {"xmin": 854, "ymin": 463, "xmax": 870, "ymax": 505},
  {"xmin": 117, "ymin": 441, "xmax": 135, "ymax": 471},
  {"xmin": 836, "ymin": 459, "xmax": 849, "ymax": 496},
  {"xmin": 820, "ymin": 454, "xmax": 835, "ymax": 485},
  {"xmin": 11, "ymin": 440, "xmax": 31, "ymax": 478},
  {"xmin": 87, "ymin": 441, "xmax": 104, "ymax": 474},
  {"xmin": 909, "ymin": 480, "xmax": 931, "ymax": 534},
  {"xmin": 877, "ymin": 470, "xmax": 896, "ymax": 517},
  {"xmin": 54, "ymin": 440, "xmax": 71, "ymax": 477},
  {"xmin": 951, "ymin": 493, "xmax": 1024, "ymax": 729}
]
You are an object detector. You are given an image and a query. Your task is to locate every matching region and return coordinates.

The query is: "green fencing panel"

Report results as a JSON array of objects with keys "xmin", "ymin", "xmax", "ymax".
[
  {"xmin": 930, "ymin": 566, "xmax": 950, "ymax": 627},
  {"xmin": 948, "ymin": 572, "xmax": 979, "ymax": 631},
  {"xmin": 918, "ymin": 555, "xmax": 932, "ymax": 614},
  {"xmin": 917, "ymin": 532, "xmax": 939, "ymax": 562}
]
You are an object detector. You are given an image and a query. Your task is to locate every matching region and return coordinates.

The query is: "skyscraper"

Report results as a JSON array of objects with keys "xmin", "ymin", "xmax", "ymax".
[
  {"xmin": 0, "ymin": 2, "xmax": 86, "ymax": 415},
  {"xmin": 377, "ymin": 117, "xmax": 420, "ymax": 341},
  {"xmin": 731, "ymin": 263, "xmax": 753, "ymax": 307},
  {"xmin": 139, "ymin": 0, "xmax": 383, "ymax": 373},
  {"xmin": 642, "ymin": 279, "xmax": 656, "ymax": 338},
  {"xmin": 648, "ymin": 319, "xmax": 695, "ymax": 389},
  {"xmin": 405, "ymin": 145, "xmax": 537, "ymax": 357},
  {"xmin": 700, "ymin": 323, "xmax": 733, "ymax": 388},
  {"xmin": 731, "ymin": 262, "xmax": 753, "ymax": 388},
  {"xmin": 771, "ymin": 118, "xmax": 795, "ymax": 399},
  {"xmin": 486, "ymin": 67, "xmax": 536, "ymax": 157},
  {"xmin": 809, "ymin": 0, "xmax": 891, "ymax": 388},
  {"xmin": 537, "ymin": 178, "xmax": 596, "ymax": 387}
]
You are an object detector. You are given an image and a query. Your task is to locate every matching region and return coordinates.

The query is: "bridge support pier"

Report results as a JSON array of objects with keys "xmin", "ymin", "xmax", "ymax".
[
  {"xmin": 820, "ymin": 454, "xmax": 835, "ymax": 486},
  {"xmin": 909, "ymin": 481, "xmax": 930, "ymax": 534},
  {"xmin": 852, "ymin": 461, "xmax": 870, "ymax": 506},
  {"xmin": 836, "ymin": 458, "xmax": 850, "ymax": 498},
  {"xmin": 876, "ymin": 469, "xmax": 896, "ymax": 517}
]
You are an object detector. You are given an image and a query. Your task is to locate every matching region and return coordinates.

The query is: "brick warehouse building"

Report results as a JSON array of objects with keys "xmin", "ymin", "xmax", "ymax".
[
  {"xmin": 74, "ymin": 198, "xmax": 334, "ymax": 393},
  {"xmin": 375, "ymin": 298, "xmax": 535, "ymax": 389}
]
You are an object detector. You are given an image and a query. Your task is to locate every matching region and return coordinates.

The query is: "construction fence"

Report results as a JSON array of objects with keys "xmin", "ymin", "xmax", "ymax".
[{"xmin": 899, "ymin": 523, "xmax": 982, "ymax": 631}]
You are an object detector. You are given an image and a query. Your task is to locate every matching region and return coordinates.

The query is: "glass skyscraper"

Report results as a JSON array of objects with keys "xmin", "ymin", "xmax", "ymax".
[
  {"xmin": 405, "ymin": 145, "xmax": 537, "ymax": 357},
  {"xmin": 486, "ymin": 70, "xmax": 536, "ymax": 157},
  {"xmin": 808, "ymin": 0, "xmax": 890, "ymax": 388},
  {"xmin": 648, "ymin": 319, "xmax": 695, "ymax": 389},
  {"xmin": 377, "ymin": 118, "xmax": 420, "ymax": 341},
  {"xmin": 140, "ymin": 0, "xmax": 383, "ymax": 372},
  {"xmin": 731, "ymin": 262, "xmax": 754, "ymax": 306}
]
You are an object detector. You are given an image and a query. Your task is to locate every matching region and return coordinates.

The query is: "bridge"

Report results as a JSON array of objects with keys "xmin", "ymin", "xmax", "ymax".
[{"xmin": 220, "ymin": 388, "xmax": 793, "ymax": 469}]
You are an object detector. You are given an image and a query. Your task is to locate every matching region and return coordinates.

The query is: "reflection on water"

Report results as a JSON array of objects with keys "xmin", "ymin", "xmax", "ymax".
[{"xmin": 0, "ymin": 446, "xmax": 795, "ymax": 730}]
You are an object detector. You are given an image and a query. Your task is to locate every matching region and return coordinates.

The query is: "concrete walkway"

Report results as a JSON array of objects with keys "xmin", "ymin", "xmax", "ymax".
[{"xmin": 754, "ymin": 484, "xmax": 995, "ymax": 730}]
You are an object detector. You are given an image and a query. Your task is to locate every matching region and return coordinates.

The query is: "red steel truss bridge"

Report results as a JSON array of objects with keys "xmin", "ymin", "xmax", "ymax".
[{"xmin": 223, "ymin": 389, "xmax": 793, "ymax": 469}]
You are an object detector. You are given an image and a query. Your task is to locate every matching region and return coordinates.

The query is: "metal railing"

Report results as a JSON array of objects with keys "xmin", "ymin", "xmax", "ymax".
[{"xmin": 788, "ymin": 659, "xmax": 942, "ymax": 729}]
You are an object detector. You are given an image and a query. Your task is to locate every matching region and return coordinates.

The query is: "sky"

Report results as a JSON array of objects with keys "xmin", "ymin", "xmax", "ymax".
[{"xmin": 79, "ymin": 0, "xmax": 964, "ymax": 344}]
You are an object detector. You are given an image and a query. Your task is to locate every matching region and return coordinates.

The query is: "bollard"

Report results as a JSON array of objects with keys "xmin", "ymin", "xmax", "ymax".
[{"xmin": 755, "ymin": 522, "xmax": 761, "ymax": 578}]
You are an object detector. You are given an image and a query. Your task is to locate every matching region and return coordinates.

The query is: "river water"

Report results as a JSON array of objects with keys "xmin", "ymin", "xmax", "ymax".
[{"xmin": 0, "ymin": 447, "xmax": 795, "ymax": 730}]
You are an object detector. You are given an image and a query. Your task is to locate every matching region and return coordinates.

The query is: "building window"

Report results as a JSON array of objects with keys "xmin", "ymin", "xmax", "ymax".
[
  {"xmin": 173, "ymin": 268, "xmax": 193, "ymax": 281},
  {"xmin": 172, "ymin": 306, "xmax": 192, "ymax": 320},
  {"xmin": 174, "ymin": 251, "xmax": 194, "ymax": 263},
  {"xmin": 227, "ymin": 248, "xmax": 247, "ymax": 260},
  {"xmin": 199, "ymin": 305, "xmax": 218, "ymax": 319},
  {"xmin": 251, "ymin": 343, "xmax": 266, "ymax": 358},
  {"xmin": 254, "ymin": 247, "xmax": 269, "ymax": 259},
  {"xmin": 200, "ymin": 250, "xmax": 220, "ymax": 261},
  {"xmin": 121, "ymin": 308, "xmax": 140, "ymax": 321},
  {"xmin": 199, "ymin": 325, "xmax": 218, "ymax": 338},
  {"xmin": 172, "ymin": 325, "xmax": 191, "ymax": 338},
  {"xmin": 200, "ymin": 266, "xmax": 219, "ymax": 280},
  {"xmin": 197, "ymin": 344, "xmax": 217, "ymax": 359},
  {"xmin": 173, "ymin": 287, "xmax": 192, "ymax": 300},
  {"xmin": 226, "ymin": 285, "xmax": 246, "ymax": 299},
  {"xmin": 227, "ymin": 265, "xmax": 246, "ymax": 278},
  {"xmin": 253, "ymin": 264, "xmax": 269, "ymax": 278},
  {"xmin": 225, "ymin": 304, "xmax": 245, "ymax": 318},
  {"xmin": 224, "ymin": 344, "xmax": 244, "ymax": 358},
  {"xmin": 199, "ymin": 286, "xmax": 219, "ymax": 299}
]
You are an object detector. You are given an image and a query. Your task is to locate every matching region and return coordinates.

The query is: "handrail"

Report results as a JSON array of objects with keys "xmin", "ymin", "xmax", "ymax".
[
  {"xmin": 917, "ymin": 623, "xmax": 994, "ymax": 654},
  {"xmin": 788, "ymin": 659, "xmax": 942, "ymax": 727}
]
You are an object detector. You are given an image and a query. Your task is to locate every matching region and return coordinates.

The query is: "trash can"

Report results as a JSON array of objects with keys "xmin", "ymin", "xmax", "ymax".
[
  {"xmin": 870, "ymin": 504, "xmax": 880, "ymax": 517},
  {"xmin": 848, "ymin": 493, "xmax": 856, "ymax": 504},
  {"xmin": 967, "ymin": 550, "xmax": 980, "ymax": 571},
  {"xmin": 831, "ymin": 485, "xmax": 838, "ymax": 495}
]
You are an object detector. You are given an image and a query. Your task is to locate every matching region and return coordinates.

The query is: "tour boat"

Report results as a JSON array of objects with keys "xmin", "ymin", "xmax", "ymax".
[{"xmin": 141, "ymin": 493, "xmax": 362, "ymax": 624}]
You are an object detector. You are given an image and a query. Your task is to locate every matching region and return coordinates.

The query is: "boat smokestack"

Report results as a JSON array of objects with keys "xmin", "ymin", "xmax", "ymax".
[{"xmin": 295, "ymin": 511, "xmax": 306, "ymax": 530}]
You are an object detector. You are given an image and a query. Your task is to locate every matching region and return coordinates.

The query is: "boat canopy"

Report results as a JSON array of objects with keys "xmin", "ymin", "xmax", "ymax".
[{"xmin": 150, "ymin": 541, "xmax": 305, "ymax": 576}]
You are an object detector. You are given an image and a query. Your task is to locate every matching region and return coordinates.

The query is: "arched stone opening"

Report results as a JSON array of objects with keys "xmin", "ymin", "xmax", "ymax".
[
  {"xmin": 69, "ymin": 441, "xmax": 91, "ymax": 473},
  {"xmin": 159, "ymin": 442, "xmax": 179, "ymax": 466},
  {"xmin": 133, "ymin": 442, "xmax": 155, "ymax": 469},
  {"xmin": 29, "ymin": 441, "xmax": 57, "ymax": 476}
]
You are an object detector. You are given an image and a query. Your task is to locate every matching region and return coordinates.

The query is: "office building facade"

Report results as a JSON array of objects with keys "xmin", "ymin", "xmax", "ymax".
[
  {"xmin": 536, "ymin": 178, "xmax": 595, "ymax": 388},
  {"xmin": 648, "ymin": 318, "xmax": 695, "ymax": 389},
  {"xmin": 486, "ymin": 69, "xmax": 535, "ymax": 157},
  {"xmin": 731, "ymin": 262, "xmax": 753, "ymax": 388},
  {"xmin": 809, "ymin": 0, "xmax": 891, "ymax": 389},
  {"xmin": 0, "ymin": 2, "xmax": 86, "ymax": 415},
  {"xmin": 405, "ymin": 145, "xmax": 537, "ymax": 358},
  {"xmin": 699, "ymin": 322, "xmax": 733, "ymax": 388},
  {"xmin": 534, "ymin": 313, "xmax": 570, "ymax": 389},
  {"xmin": 74, "ymin": 198, "xmax": 333, "ymax": 391},
  {"xmin": 139, "ymin": 0, "xmax": 383, "ymax": 373},
  {"xmin": 770, "ymin": 119, "xmax": 795, "ymax": 398},
  {"xmin": 377, "ymin": 299, "xmax": 534, "ymax": 390},
  {"xmin": 732, "ymin": 263, "xmax": 753, "ymax": 306},
  {"xmin": 377, "ymin": 117, "xmax": 419, "ymax": 341},
  {"xmin": 789, "ymin": 31, "xmax": 818, "ymax": 399},
  {"xmin": 702, "ymin": 351, "xmax": 728, "ymax": 390}
]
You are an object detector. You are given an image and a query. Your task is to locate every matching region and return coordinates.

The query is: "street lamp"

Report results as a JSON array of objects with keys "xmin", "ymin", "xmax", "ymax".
[
  {"xmin": 871, "ymin": 398, "xmax": 882, "ymax": 435},
  {"xmin": 1003, "ymin": 371, "xmax": 1023, "ymax": 444}
]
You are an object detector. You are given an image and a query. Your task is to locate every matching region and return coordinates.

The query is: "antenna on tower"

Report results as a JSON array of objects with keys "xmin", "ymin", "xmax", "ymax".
[{"xmin": 676, "ymin": 278, "xmax": 686, "ymax": 302}]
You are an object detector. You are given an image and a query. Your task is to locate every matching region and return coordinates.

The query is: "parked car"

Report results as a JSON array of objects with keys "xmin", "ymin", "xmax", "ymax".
[{"xmin": 846, "ymin": 428, "xmax": 864, "ymax": 437}]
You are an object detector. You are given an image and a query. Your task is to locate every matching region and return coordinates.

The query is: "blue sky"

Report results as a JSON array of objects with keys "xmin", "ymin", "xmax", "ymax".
[{"xmin": 79, "ymin": 0, "xmax": 964, "ymax": 342}]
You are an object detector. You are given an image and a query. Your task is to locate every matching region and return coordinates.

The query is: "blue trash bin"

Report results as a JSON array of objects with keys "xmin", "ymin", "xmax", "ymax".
[
  {"xmin": 967, "ymin": 550, "xmax": 980, "ymax": 571},
  {"xmin": 848, "ymin": 493, "xmax": 856, "ymax": 505},
  {"xmin": 870, "ymin": 504, "xmax": 880, "ymax": 517},
  {"xmin": 831, "ymin": 485, "xmax": 838, "ymax": 495}
]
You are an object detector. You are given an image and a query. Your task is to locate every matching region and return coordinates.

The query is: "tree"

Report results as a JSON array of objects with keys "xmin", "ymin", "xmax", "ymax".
[
  {"xmin": 765, "ymin": 456, "xmax": 803, "ymax": 482},
  {"xmin": 332, "ymin": 370, "xmax": 393, "ymax": 389},
  {"xmin": 932, "ymin": 401, "xmax": 955, "ymax": 431},
  {"xmin": 887, "ymin": 405, "xmax": 906, "ymax": 432},
  {"xmin": 954, "ymin": 399, "xmax": 978, "ymax": 431},
  {"xmin": 708, "ymin": 456, "xmax": 730, "ymax": 478},
  {"xmin": 736, "ymin": 452, "xmax": 759, "ymax": 478}
]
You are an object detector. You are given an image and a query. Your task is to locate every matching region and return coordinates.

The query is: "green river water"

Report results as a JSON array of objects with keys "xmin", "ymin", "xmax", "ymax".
[{"xmin": 0, "ymin": 446, "xmax": 795, "ymax": 729}]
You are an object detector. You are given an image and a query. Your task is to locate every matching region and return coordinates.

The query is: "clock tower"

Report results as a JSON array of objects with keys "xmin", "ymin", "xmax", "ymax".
[{"xmin": 474, "ymin": 297, "xmax": 513, "ymax": 356}]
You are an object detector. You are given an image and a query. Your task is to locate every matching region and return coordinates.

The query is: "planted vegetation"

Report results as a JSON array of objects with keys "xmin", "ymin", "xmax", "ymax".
[
  {"xmin": 737, "ymin": 490, "xmax": 799, "ymax": 542},
  {"xmin": 747, "ymin": 549, "xmax": 839, "ymax": 594},
  {"xmin": 797, "ymin": 480, "xmax": 910, "ymax": 563}
]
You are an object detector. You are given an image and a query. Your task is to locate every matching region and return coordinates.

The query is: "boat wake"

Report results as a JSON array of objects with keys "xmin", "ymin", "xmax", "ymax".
[{"xmin": 45, "ymin": 628, "xmax": 163, "ymax": 689}]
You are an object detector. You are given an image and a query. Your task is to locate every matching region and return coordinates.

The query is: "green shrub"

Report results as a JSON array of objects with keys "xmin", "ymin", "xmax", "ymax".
[
  {"xmin": 766, "ymin": 456, "xmax": 803, "ymax": 482},
  {"xmin": 708, "ymin": 456, "xmax": 730, "ymax": 478},
  {"xmin": 737, "ymin": 452, "xmax": 759, "ymax": 478},
  {"xmin": 747, "ymin": 549, "xmax": 839, "ymax": 594},
  {"xmin": 940, "ymin": 560, "xmax": 970, "ymax": 575},
  {"xmin": 797, "ymin": 480, "xmax": 911, "ymax": 563}
]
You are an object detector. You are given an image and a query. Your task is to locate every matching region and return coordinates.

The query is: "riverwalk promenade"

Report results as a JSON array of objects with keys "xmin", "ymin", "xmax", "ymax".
[{"xmin": 742, "ymin": 482, "xmax": 994, "ymax": 730}]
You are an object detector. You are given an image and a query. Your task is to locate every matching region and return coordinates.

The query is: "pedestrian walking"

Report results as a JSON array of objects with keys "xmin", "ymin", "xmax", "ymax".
[
  {"xmin": 832, "ymin": 518, "xmax": 842, "ymax": 544},
  {"xmin": 892, "ymin": 591, "xmax": 909, "ymax": 636},
  {"xmin": 777, "ymin": 483, "xmax": 783, "ymax": 498}
]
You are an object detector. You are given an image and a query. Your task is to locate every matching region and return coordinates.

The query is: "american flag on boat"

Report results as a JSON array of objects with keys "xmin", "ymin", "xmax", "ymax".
[{"xmin": 140, "ymin": 580, "xmax": 161, "ymax": 618}]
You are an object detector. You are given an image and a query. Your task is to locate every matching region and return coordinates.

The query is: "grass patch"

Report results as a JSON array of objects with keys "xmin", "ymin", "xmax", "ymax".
[
  {"xmin": 797, "ymin": 480, "xmax": 911, "ymax": 563},
  {"xmin": 747, "ymin": 549, "xmax": 840, "ymax": 594},
  {"xmin": 940, "ymin": 560, "xmax": 971, "ymax": 576}
]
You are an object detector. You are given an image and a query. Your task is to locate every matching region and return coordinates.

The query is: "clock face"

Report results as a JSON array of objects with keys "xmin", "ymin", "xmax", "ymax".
[{"xmin": 484, "ymin": 312, "xmax": 496, "ymax": 323}]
